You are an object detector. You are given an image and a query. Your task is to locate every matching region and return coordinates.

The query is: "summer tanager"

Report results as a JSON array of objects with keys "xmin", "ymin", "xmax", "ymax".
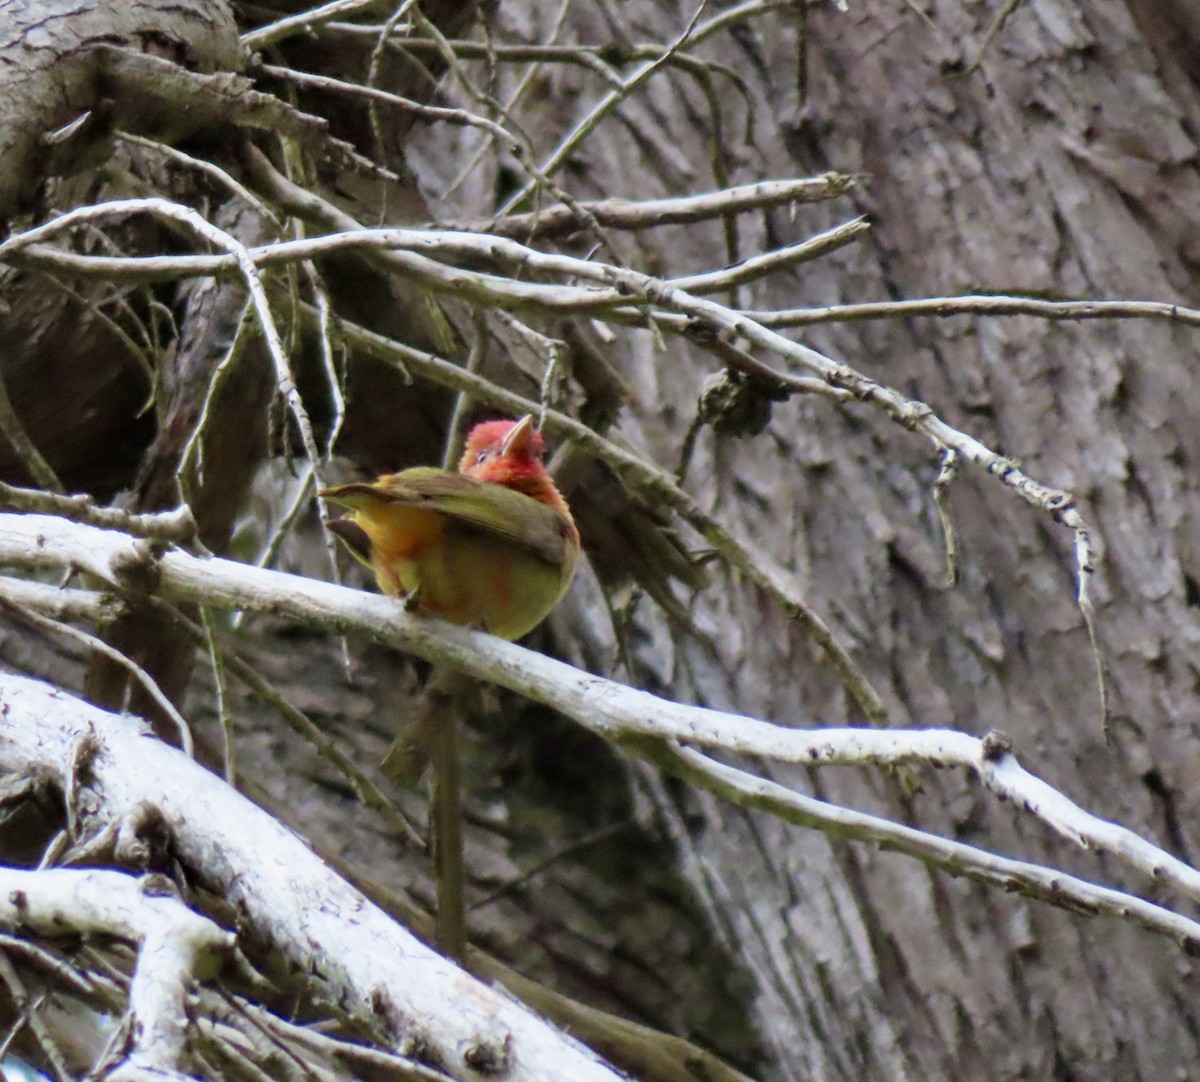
[
  {"xmin": 322, "ymin": 415, "xmax": 577, "ymax": 956},
  {"xmin": 320, "ymin": 414, "xmax": 580, "ymax": 640}
]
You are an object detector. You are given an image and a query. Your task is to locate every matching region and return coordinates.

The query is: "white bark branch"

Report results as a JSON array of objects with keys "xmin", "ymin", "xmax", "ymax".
[
  {"xmin": 8, "ymin": 213, "xmax": 1104, "ymax": 702},
  {"xmin": 0, "ymin": 866, "xmax": 231, "ymax": 1080},
  {"xmin": 0, "ymin": 670, "xmax": 624, "ymax": 1082},
  {"xmin": 654, "ymin": 744, "xmax": 1200, "ymax": 946},
  {"xmin": 240, "ymin": 0, "xmax": 384, "ymax": 50},
  {"xmin": 450, "ymin": 175, "xmax": 859, "ymax": 238},
  {"xmin": 0, "ymin": 199, "xmax": 331, "ymax": 524},
  {"xmin": 0, "ymin": 575, "xmax": 121, "ymax": 623},
  {"xmin": 0, "ymin": 511, "xmax": 1195, "ymax": 947}
]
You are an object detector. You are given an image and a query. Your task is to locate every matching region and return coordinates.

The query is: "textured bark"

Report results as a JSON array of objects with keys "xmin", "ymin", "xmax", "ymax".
[
  {"xmin": 371, "ymin": 2, "xmax": 1200, "ymax": 1078},
  {"xmin": 0, "ymin": 0, "xmax": 240, "ymax": 215},
  {"xmin": 0, "ymin": 0, "xmax": 240, "ymax": 497},
  {"xmin": 1, "ymin": 1, "xmax": 1199, "ymax": 1081},
  {"xmin": 83, "ymin": 200, "xmax": 276, "ymax": 722},
  {"xmin": 520, "ymin": 3, "xmax": 1200, "ymax": 1079}
]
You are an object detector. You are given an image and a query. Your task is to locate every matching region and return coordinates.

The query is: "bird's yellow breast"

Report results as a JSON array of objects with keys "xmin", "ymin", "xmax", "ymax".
[{"xmin": 350, "ymin": 505, "xmax": 570, "ymax": 640}]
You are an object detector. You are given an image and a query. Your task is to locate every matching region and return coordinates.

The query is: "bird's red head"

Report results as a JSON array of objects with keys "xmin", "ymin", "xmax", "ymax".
[
  {"xmin": 459, "ymin": 415, "xmax": 547, "ymax": 483},
  {"xmin": 458, "ymin": 413, "xmax": 575, "ymax": 532}
]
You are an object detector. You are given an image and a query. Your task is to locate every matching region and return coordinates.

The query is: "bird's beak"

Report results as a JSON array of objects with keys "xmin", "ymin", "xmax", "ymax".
[{"xmin": 501, "ymin": 414, "xmax": 537, "ymax": 458}]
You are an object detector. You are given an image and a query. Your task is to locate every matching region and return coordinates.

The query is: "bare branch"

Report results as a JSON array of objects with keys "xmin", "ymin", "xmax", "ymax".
[
  {"xmin": 0, "ymin": 867, "xmax": 233, "ymax": 1080},
  {"xmin": 0, "ymin": 670, "xmax": 630, "ymax": 1082},
  {"xmin": 463, "ymin": 175, "xmax": 860, "ymax": 239},
  {"xmin": 0, "ymin": 482, "xmax": 196, "ymax": 542},
  {"xmin": 650, "ymin": 743, "xmax": 1200, "ymax": 947},
  {"xmin": 671, "ymin": 217, "xmax": 869, "ymax": 295},
  {"xmin": 932, "ymin": 448, "xmax": 959, "ymax": 587},
  {"xmin": 0, "ymin": 575, "xmax": 123, "ymax": 623},
  {"xmin": 0, "ymin": 514, "xmax": 1195, "ymax": 929},
  {"xmin": 241, "ymin": 0, "xmax": 390, "ymax": 51},
  {"xmin": 750, "ymin": 293, "xmax": 1200, "ymax": 329}
]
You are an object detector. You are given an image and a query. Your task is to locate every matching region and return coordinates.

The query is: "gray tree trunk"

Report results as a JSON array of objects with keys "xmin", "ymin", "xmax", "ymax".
[
  {"xmin": 0, "ymin": 1, "xmax": 1197, "ymax": 1080},
  {"xmin": 591, "ymin": 2, "xmax": 1200, "ymax": 1078}
]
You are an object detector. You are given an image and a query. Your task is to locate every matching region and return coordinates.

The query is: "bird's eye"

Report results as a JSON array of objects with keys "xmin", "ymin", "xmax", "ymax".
[{"xmin": 476, "ymin": 450, "xmax": 490, "ymax": 465}]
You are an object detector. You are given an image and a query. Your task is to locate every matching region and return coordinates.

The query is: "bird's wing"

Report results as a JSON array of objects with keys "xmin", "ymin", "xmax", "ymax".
[
  {"xmin": 324, "ymin": 518, "xmax": 374, "ymax": 567},
  {"xmin": 321, "ymin": 469, "xmax": 569, "ymax": 565}
]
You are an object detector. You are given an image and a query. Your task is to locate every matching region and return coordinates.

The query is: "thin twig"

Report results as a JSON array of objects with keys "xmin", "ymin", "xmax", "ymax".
[
  {"xmin": 672, "ymin": 217, "xmax": 868, "ymax": 295},
  {"xmin": 304, "ymin": 263, "xmax": 346, "ymax": 458},
  {"xmin": 366, "ymin": 0, "xmax": 419, "ymax": 162},
  {"xmin": 0, "ymin": 370, "xmax": 62, "ymax": 493},
  {"xmin": 0, "ymin": 953, "xmax": 70, "ymax": 1081},
  {"xmin": 967, "ymin": 0, "xmax": 1027, "ymax": 72},
  {"xmin": 216, "ymin": 990, "xmax": 449, "ymax": 1080},
  {"xmin": 431, "ymin": 697, "xmax": 466, "ymax": 960},
  {"xmin": 469, "ymin": 821, "xmax": 633, "ymax": 912},
  {"xmin": 293, "ymin": 260, "xmax": 350, "ymax": 637},
  {"xmin": 470, "ymin": 174, "xmax": 857, "ymax": 239},
  {"xmin": 932, "ymin": 448, "xmax": 958, "ymax": 587},
  {"xmin": 296, "ymin": 272, "xmax": 354, "ymax": 676},
  {"xmin": 0, "ymin": 482, "xmax": 196, "ymax": 542},
  {"xmin": 241, "ymin": 0, "xmax": 388, "ymax": 51},
  {"xmin": 179, "ymin": 299, "xmax": 256, "ymax": 488},
  {"xmin": 252, "ymin": 464, "xmax": 316, "ymax": 574},
  {"xmin": 748, "ymin": 293, "xmax": 1200, "ymax": 328},
  {"xmin": 441, "ymin": 310, "xmax": 490, "ymax": 469},
  {"xmin": 0, "ymin": 594, "xmax": 194, "ymax": 757},
  {"xmin": 145, "ymin": 596, "xmax": 426, "ymax": 850},
  {"xmin": 200, "ymin": 606, "xmax": 236, "ymax": 785}
]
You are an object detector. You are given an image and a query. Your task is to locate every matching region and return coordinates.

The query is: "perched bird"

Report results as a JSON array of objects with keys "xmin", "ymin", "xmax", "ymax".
[
  {"xmin": 323, "ymin": 415, "xmax": 578, "ymax": 955},
  {"xmin": 321, "ymin": 415, "xmax": 580, "ymax": 784},
  {"xmin": 321, "ymin": 414, "xmax": 580, "ymax": 640}
]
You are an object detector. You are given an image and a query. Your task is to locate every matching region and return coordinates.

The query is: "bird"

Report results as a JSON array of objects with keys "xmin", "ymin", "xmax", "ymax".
[
  {"xmin": 320, "ymin": 414, "xmax": 580, "ymax": 779},
  {"xmin": 321, "ymin": 414, "xmax": 579, "ymax": 639}
]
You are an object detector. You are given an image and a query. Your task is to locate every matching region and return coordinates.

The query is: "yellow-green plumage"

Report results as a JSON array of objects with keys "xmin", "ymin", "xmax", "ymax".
[{"xmin": 320, "ymin": 417, "xmax": 579, "ymax": 642}]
